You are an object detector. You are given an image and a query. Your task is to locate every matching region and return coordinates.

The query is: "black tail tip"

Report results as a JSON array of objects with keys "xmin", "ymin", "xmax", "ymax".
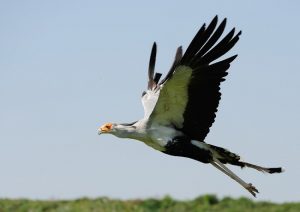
[{"xmin": 268, "ymin": 167, "xmax": 285, "ymax": 174}]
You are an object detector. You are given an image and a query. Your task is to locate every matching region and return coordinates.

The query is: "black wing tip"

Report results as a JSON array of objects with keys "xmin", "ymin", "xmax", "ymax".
[
  {"xmin": 149, "ymin": 42, "xmax": 157, "ymax": 63},
  {"xmin": 177, "ymin": 46, "xmax": 183, "ymax": 58},
  {"xmin": 211, "ymin": 16, "xmax": 228, "ymax": 30},
  {"xmin": 154, "ymin": 72, "xmax": 162, "ymax": 84},
  {"xmin": 151, "ymin": 42, "xmax": 157, "ymax": 55},
  {"xmin": 230, "ymin": 54, "xmax": 238, "ymax": 60},
  {"xmin": 221, "ymin": 17, "xmax": 227, "ymax": 25},
  {"xmin": 230, "ymin": 27, "xmax": 236, "ymax": 35},
  {"xmin": 148, "ymin": 41, "xmax": 158, "ymax": 89},
  {"xmin": 218, "ymin": 18, "xmax": 241, "ymax": 37},
  {"xmin": 211, "ymin": 15, "xmax": 218, "ymax": 24}
]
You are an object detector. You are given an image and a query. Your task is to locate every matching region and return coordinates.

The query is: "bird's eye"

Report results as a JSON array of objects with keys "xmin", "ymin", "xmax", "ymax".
[{"xmin": 142, "ymin": 91, "xmax": 146, "ymax": 97}]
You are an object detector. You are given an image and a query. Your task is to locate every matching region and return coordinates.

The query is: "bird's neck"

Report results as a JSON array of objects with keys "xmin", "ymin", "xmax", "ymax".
[{"xmin": 113, "ymin": 125, "xmax": 144, "ymax": 140}]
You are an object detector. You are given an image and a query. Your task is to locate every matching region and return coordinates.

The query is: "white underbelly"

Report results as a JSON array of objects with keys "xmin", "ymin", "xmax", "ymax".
[{"xmin": 142, "ymin": 125, "xmax": 183, "ymax": 151}]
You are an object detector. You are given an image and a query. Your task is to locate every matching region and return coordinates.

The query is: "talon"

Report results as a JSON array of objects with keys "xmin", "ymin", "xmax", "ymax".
[{"xmin": 246, "ymin": 183, "xmax": 259, "ymax": 197}]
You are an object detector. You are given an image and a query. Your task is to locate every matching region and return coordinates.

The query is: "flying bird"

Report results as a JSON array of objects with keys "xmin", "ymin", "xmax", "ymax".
[{"xmin": 98, "ymin": 16, "xmax": 283, "ymax": 197}]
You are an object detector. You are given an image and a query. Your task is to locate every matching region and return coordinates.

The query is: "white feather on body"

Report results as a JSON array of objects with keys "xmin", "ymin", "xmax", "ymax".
[
  {"xmin": 112, "ymin": 119, "xmax": 182, "ymax": 151},
  {"xmin": 146, "ymin": 123, "xmax": 183, "ymax": 151},
  {"xmin": 133, "ymin": 120, "xmax": 183, "ymax": 151}
]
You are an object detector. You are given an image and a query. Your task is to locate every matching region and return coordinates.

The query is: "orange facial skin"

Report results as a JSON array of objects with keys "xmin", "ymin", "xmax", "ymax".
[{"xmin": 99, "ymin": 123, "xmax": 113, "ymax": 133}]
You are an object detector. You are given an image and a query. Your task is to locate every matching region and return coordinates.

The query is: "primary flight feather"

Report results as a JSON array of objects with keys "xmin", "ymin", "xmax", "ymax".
[{"xmin": 98, "ymin": 16, "xmax": 283, "ymax": 197}]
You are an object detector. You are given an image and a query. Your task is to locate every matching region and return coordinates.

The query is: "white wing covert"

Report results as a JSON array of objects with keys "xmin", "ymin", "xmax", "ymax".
[{"xmin": 141, "ymin": 90, "xmax": 160, "ymax": 119}]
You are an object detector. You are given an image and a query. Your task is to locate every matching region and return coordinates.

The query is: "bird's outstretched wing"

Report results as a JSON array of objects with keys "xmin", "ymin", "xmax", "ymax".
[
  {"xmin": 146, "ymin": 16, "xmax": 241, "ymax": 141},
  {"xmin": 141, "ymin": 42, "xmax": 160, "ymax": 119},
  {"xmin": 141, "ymin": 42, "xmax": 183, "ymax": 119}
]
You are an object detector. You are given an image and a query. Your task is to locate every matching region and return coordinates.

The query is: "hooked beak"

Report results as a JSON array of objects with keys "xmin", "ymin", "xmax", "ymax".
[
  {"xmin": 98, "ymin": 126, "xmax": 106, "ymax": 135},
  {"xmin": 98, "ymin": 123, "xmax": 113, "ymax": 135}
]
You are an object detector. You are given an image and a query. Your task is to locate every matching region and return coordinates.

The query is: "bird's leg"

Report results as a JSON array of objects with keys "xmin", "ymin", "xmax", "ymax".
[{"xmin": 211, "ymin": 158, "xmax": 259, "ymax": 197}]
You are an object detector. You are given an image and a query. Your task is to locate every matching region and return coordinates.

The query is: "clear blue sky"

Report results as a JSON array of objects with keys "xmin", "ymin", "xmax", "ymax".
[{"xmin": 0, "ymin": 0, "xmax": 299, "ymax": 203}]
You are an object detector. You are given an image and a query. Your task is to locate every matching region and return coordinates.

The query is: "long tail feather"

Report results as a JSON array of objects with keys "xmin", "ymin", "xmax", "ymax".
[{"xmin": 239, "ymin": 161, "xmax": 284, "ymax": 174}]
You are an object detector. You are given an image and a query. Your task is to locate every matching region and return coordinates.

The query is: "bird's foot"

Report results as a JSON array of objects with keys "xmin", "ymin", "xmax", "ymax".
[{"xmin": 246, "ymin": 183, "xmax": 259, "ymax": 197}]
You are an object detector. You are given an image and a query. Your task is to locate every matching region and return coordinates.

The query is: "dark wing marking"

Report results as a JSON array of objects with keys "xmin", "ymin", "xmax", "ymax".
[
  {"xmin": 149, "ymin": 15, "xmax": 241, "ymax": 141},
  {"xmin": 182, "ymin": 16, "xmax": 241, "ymax": 141},
  {"xmin": 148, "ymin": 42, "xmax": 157, "ymax": 90},
  {"xmin": 153, "ymin": 73, "xmax": 162, "ymax": 85}
]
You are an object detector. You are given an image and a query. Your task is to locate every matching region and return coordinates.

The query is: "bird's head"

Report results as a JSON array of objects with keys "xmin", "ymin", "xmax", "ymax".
[
  {"xmin": 98, "ymin": 123, "xmax": 115, "ymax": 134},
  {"xmin": 98, "ymin": 121, "xmax": 138, "ymax": 138}
]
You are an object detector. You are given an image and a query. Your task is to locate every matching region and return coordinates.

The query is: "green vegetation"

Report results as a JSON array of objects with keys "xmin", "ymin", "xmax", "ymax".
[{"xmin": 0, "ymin": 195, "xmax": 299, "ymax": 212}]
